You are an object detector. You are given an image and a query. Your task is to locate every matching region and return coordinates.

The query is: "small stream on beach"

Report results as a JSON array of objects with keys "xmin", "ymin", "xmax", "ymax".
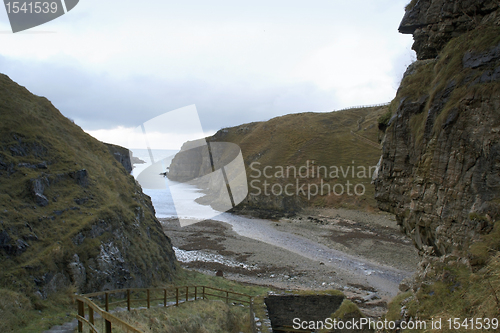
[
  {"xmin": 144, "ymin": 182, "xmax": 410, "ymax": 295},
  {"xmin": 131, "ymin": 149, "xmax": 411, "ymax": 296},
  {"xmin": 216, "ymin": 214, "xmax": 409, "ymax": 296}
]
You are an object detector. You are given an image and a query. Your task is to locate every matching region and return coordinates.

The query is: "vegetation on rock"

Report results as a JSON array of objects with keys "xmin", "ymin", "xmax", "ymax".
[
  {"xmin": 376, "ymin": 1, "xmax": 500, "ymax": 330},
  {"xmin": 0, "ymin": 74, "xmax": 177, "ymax": 332}
]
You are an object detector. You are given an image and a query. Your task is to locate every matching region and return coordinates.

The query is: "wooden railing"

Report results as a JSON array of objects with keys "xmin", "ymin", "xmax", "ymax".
[
  {"xmin": 74, "ymin": 286, "xmax": 255, "ymax": 333},
  {"xmin": 336, "ymin": 102, "xmax": 390, "ymax": 112}
]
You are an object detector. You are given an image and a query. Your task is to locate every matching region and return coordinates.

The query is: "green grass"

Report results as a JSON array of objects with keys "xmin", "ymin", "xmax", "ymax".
[
  {"xmin": 171, "ymin": 267, "xmax": 270, "ymax": 297},
  {"xmin": 0, "ymin": 286, "xmax": 77, "ymax": 333},
  {"xmin": 329, "ymin": 299, "xmax": 364, "ymax": 320},
  {"xmin": 318, "ymin": 299, "xmax": 366, "ymax": 333},
  {"xmin": 385, "ymin": 232, "xmax": 500, "ymax": 332},
  {"xmin": 111, "ymin": 299, "xmax": 252, "ymax": 333},
  {"xmin": 468, "ymin": 220, "xmax": 500, "ymax": 266},
  {"xmin": 385, "ymin": 291, "xmax": 413, "ymax": 322}
]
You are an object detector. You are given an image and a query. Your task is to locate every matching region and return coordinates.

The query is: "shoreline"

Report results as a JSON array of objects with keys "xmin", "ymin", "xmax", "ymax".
[{"xmin": 160, "ymin": 207, "xmax": 419, "ymax": 318}]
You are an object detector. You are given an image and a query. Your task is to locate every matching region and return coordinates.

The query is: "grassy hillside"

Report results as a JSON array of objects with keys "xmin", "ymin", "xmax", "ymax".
[
  {"xmin": 113, "ymin": 300, "xmax": 252, "ymax": 333},
  {"xmin": 207, "ymin": 105, "xmax": 388, "ymax": 214},
  {"xmin": 385, "ymin": 223, "xmax": 500, "ymax": 332},
  {"xmin": 0, "ymin": 73, "xmax": 176, "ymax": 332}
]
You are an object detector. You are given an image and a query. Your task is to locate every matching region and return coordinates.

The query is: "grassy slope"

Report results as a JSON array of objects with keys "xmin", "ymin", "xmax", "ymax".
[
  {"xmin": 386, "ymin": 225, "xmax": 500, "ymax": 332},
  {"xmin": 113, "ymin": 300, "xmax": 253, "ymax": 333},
  {"xmin": 208, "ymin": 105, "xmax": 388, "ymax": 212},
  {"xmin": 0, "ymin": 74, "xmax": 176, "ymax": 332}
]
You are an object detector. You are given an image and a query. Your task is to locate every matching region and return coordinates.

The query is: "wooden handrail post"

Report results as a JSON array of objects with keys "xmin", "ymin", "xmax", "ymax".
[
  {"xmin": 127, "ymin": 289, "xmax": 131, "ymax": 311},
  {"xmin": 105, "ymin": 319, "xmax": 112, "ymax": 333},
  {"xmin": 77, "ymin": 299, "xmax": 84, "ymax": 333},
  {"xmin": 88, "ymin": 305, "xmax": 94, "ymax": 329},
  {"xmin": 250, "ymin": 298, "xmax": 256, "ymax": 333},
  {"xmin": 105, "ymin": 292, "xmax": 109, "ymax": 312},
  {"xmin": 72, "ymin": 286, "xmax": 255, "ymax": 333},
  {"xmin": 249, "ymin": 299, "xmax": 253, "ymax": 333}
]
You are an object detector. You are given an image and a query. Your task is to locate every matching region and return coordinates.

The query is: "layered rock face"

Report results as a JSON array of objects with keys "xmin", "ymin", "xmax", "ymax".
[
  {"xmin": 400, "ymin": 0, "xmax": 500, "ymax": 60},
  {"xmin": 0, "ymin": 74, "xmax": 176, "ymax": 297},
  {"xmin": 375, "ymin": 2, "xmax": 500, "ymax": 256},
  {"xmin": 105, "ymin": 143, "xmax": 133, "ymax": 174}
]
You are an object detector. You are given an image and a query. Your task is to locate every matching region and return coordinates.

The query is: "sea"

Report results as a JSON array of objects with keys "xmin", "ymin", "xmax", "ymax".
[{"xmin": 129, "ymin": 148, "xmax": 223, "ymax": 220}]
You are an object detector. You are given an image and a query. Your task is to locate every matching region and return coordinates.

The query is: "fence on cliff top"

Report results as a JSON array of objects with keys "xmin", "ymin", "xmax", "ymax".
[
  {"xmin": 74, "ymin": 286, "xmax": 255, "ymax": 333},
  {"xmin": 335, "ymin": 102, "xmax": 390, "ymax": 112}
]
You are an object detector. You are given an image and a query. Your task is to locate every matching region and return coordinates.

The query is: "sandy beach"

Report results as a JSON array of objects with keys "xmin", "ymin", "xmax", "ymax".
[{"xmin": 161, "ymin": 207, "xmax": 419, "ymax": 317}]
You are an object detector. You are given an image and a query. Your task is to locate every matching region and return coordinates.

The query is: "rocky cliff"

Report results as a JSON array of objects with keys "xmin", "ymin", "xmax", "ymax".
[
  {"xmin": 105, "ymin": 143, "xmax": 133, "ymax": 174},
  {"xmin": 168, "ymin": 106, "xmax": 389, "ymax": 218},
  {"xmin": 400, "ymin": 0, "xmax": 500, "ymax": 60},
  {"xmin": 0, "ymin": 74, "xmax": 177, "ymax": 301},
  {"xmin": 375, "ymin": 0, "xmax": 500, "ymax": 257}
]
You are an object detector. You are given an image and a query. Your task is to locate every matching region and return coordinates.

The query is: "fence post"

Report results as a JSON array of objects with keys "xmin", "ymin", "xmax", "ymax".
[
  {"xmin": 202, "ymin": 286, "xmax": 205, "ymax": 300},
  {"xmin": 249, "ymin": 298, "xmax": 253, "ymax": 333},
  {"xmin": 176, "ymin": 288, "xmax": 179, "ymax": 306},
  {"xmin": 164, "ymin": 289, "xmax": 167, "ymax": 307},
  {"xmin": 250, "ymin": 298, "xmax": 257, "ymax": 333},
  {"xmin": 77, "ymin": 299, "xmax": 84, "ymax": 333},
  {"xmin": 226, "ymin": 291, "xmax": 229, "ymax": 304},
  {"xmin": 105, "ymin": 292, "xmax": 109, "ymax": 312},
  {"xmin": 185, "ymin": 286, "xmax": 189, "ymax": 303},
  {"xmin": 88, "ymin": 305, "xmax": 94, "ymax": 328},
  {"xmin": 194, "ymin": 286, "xmax": 197, "ymax": 301},
  {"xmin": 105, "ymin": 319, "xmax": 112, "ymax": 333},
  {"xmin": 127, "ymin": 289, "xmax": 131, "ymax": 311},
  {"xmin": 147, "ymin": 289, "xmax": 150, "ymax": 309}
]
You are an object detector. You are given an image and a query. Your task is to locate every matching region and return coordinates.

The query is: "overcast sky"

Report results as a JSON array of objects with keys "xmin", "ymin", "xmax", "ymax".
[{"xmin": 0, "ymin": 0, "xmax": 414, "ymax": 149}]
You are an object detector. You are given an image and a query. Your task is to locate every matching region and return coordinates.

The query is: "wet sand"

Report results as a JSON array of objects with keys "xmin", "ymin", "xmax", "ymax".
[{"xmin": 160, "ymin": 208, "xmax": 419, "ymax": 317}]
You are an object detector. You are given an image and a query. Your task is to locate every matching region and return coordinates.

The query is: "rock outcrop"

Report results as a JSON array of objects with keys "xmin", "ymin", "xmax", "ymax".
[
  {"xmin": 400, "ymin": 0, "xmax": 500, "ymax": 60},
  {"xmin": 264, "ymin": 294, "xmax": 345, "ymax": 331},
  {"xmin": 0, "ymin": 74, "xmax": 177, "ymax": 298},
  {"xmin": 105, "ymin": 143, "xmax": 133, "ymax": 174},
  {"xmin": 375, "ymin": 1, "xmax": 500, "ymax": 256}
]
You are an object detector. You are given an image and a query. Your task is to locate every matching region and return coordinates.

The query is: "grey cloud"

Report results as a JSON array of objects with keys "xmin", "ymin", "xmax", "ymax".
[{"xmin": 0, "ymin": 55, "xmax": 340, "ymax": 132}]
